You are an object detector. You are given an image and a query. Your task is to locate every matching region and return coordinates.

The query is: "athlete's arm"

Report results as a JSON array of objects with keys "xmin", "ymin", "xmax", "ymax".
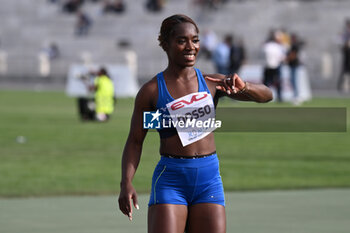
[
  {"xmin": 205, "ymin": 73, "xmax": 272, "ymax": 103},
  {"xmin": 118, "ymin": 80, "xmax": 156, "ymax": 220}
]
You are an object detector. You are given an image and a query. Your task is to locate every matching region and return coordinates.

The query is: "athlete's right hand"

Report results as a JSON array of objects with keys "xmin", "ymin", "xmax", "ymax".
[{"xmin": 118, "ymin": 182, "xmax": 139, "ymax": 221}]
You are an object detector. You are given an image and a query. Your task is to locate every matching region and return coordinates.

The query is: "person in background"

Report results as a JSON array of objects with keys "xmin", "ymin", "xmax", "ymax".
[
  {"xmin": 287, "ymin": 33, "xmax": 304, "ymax": 100},
  {"xmin": 90, "ymin": 67, "xmax": 115, "ymax": 122},
  {"xmin": 198, "ymin": 28, "xmax": 217, "ymax": 59},
  {"xmin": 279, "ymin": 28, "xmax": 291, "ymax": 51},
  {"xmin": 212, "ymin": 34, "xmax": 232, "ymax": 75},
  {"xmin": 62, "ymin": 0, "xmax": 83, "ymax": 13},
  {"xmin": 102, "ymin": 0, "xmax": 126, "ymax": 14},
  {"xmin": 338, "ymin": 19, "xmax": 350, "ymax": 92},
  {"xmin": 229, "ymin": 36, "xmax": 246, "ymax": 74},
  {"xmin": 145, "ymin": 0, "xmax": 164, "ymax": 12},
  {"xmin": 262, "ymin": 30, "xmax": 286, "ymax": 102},
  {"xmin": 75, "ymin": 10, "xmax": 92, "ymax": 36},
  {"xmin": 45, "ymin": 42, "xmax": 60, "ymax": 60}
]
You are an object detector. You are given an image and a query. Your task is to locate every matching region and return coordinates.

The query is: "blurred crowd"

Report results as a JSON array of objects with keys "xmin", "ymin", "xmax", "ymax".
[
  {"xmin": 49, "ymin": 0, "xmax": 165, "ymax": 15},
  {"xmin": 50, "ymin": 0, "xmax": 234, "ymax": 14},
  {"xmin": 261, "ymin": 28, "xmax": 305, "ymax": 103},
  {"xmin": 48, "ymin": 0, "xmax": 169, "ymax": 37},
  {"xmin": 42, "ymin": 0, "xmax": 350, "ymax": 99},
  {"xmin": 199, "ymin": 27, "xmax": 306, "ymax": 103},
  {"xmin": 48, "ymin": 0, "xmax": 236, "ymax": 37}
]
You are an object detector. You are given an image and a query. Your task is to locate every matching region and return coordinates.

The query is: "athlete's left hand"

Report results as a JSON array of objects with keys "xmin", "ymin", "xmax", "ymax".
[{"xmin": 206, "ymin": 73, "xmax": 246, "ymax": 95}]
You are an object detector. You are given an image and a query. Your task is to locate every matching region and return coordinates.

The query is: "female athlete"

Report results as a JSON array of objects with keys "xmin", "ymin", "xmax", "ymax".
[{"xmin": 118, "ymin": 14, "xmax": 272, "ymax": 233}]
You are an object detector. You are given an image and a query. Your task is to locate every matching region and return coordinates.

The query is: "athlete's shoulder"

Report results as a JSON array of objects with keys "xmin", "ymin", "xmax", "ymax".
[
  {"xmin": 135, "ymin": 75, "xmax": 158, "ymax": 108},
  {"xmin": 138, "ymin": 75, "xmax": 157, "ymax": 95}
]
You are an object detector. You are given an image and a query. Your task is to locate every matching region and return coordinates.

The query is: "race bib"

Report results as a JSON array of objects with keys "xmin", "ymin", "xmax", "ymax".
[{"xmin": 166, "ymin": 92, "xmax": 219, "ymax": 147}]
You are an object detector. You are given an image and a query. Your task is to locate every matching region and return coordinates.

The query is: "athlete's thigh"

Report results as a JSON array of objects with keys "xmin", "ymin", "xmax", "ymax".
[
  {"xmin": 148, "ymin": 204, "xmax": 188, "ymax": 233},
  {"xmin": 186, "ymin": 203, "xmax": 226, "ymax": 233}
]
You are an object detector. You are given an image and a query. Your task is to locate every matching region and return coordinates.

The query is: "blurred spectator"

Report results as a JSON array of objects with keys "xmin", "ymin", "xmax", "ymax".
[
  {"xmin": 338, "ymin": 19, "xmax": 350, "ymax": 91},
  {"xmin": 262, "ymin": 30, "xmax": 286, "ymax": 102},
  {"xmin": 103, "ymin": 0, "xmax": 125, "ymax": 14},
  {"xmin": 62, "ymin": 0, "xmax": 83, "ymax": 13},
  {"xmin": 78, "ymin": 71, "xmax": 96, "ymax": 121},
  {"xmin": 48, "ymin": 0, "xmax": 60, "ymax": 3},
  {"xmin": 75, "ymin": 11, "xmax": 92, "ymax": 36},
  {"xmin": 287, "ymin": 33, "xmax": 305, "ymax": 99},
  {"xmin": 341, "ymin": 18, "xmax": 350, "ymax": 43},
  {"xmin": 229, "ymin": 36, "xmax": 246, "ymax": 74},
  {"xmin": 193, "ymin": 0, "xmax": 222, "ymax": 10},
  {"xmin": 198, "ymin": 29, "xmax": 217, "ymax": 59},
  {"xmin": 145, "ymin": 0, "xmax": 164, "ymax": 12},
  {"xmin": 90, "ymin": 67, "xmax": 115, "ymax": 122},
  {"xmin": 279, "ymin": 28, "xmax": 291, "ymax": 50},
  {"xmin": 212, "ymin": 34, "xmax": 232, "ymax": 75},
  {"xmin": 43, "ymin": 42, "xmax": 60, "ymax": 60},
  {"xmin": 338, "ymin": 38, "xmax": 350, "ymax": 92}
]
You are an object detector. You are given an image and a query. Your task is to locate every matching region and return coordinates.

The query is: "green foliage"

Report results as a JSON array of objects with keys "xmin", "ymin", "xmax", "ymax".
[{"xmin": 0, "ymin": 91, "xmax": 349, "ymax": 197}]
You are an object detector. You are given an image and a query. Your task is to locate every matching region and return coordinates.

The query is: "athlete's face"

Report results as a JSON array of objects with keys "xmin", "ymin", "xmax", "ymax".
[{"xmin": 166, "ymin": 22, "xmax": 200, "ymax": 67}]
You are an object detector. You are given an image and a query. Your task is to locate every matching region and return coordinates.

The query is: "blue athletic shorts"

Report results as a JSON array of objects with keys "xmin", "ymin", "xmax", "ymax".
[{"xmin": 148, "ymin": 153, "xmax": 225, "ymax": 207}]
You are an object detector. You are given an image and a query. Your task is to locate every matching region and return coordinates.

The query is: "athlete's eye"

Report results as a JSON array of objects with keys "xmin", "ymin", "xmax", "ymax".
[{"xmin": 193, "ymin": 39, "xmax": 200, "ymax": 43}]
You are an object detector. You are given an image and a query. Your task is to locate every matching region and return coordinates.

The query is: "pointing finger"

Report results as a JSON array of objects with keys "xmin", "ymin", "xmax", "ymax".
[{"xmin": 205, "ymin": 76, "xmax": 222, "ymax": 83}]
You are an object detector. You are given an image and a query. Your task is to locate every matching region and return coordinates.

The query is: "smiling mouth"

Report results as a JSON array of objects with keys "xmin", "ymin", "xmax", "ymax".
[{"xmin": 184, "ymin": 54, "xmax": 195, "ymax": 59}]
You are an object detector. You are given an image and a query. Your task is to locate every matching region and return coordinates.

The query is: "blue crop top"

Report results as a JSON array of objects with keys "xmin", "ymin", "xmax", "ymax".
[{"xmin": 156, "ymin": 68, "xmax": 212, "ymax": 138}]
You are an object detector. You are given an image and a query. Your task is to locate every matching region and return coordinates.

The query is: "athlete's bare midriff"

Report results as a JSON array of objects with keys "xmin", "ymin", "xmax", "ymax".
[{"xmin": 159, "ymin": 132, "xmax": 216, "ymax": 156}]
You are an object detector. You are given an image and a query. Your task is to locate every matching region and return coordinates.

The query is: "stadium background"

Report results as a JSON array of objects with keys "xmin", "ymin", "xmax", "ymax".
[
  {"xmin": 0, "ymin": 0, "xmax": 350, "ymax": 91},
  {"xmin": 0, "ymin": 0, "xmax": 349, "ymax": 233}
]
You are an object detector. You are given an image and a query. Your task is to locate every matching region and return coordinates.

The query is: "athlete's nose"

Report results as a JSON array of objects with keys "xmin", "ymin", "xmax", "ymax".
[{"xmin": 185, "ymin": 41, "xmax": 195, "ymax": 50}]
